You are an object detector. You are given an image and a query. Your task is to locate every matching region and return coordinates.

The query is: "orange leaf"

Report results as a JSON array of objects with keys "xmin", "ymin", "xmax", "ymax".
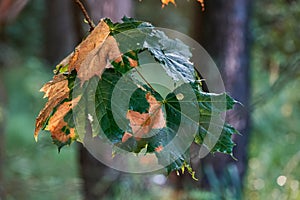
[
  {"xmin": 34, "ymin": 74, "xmax": 70, "ymax": 141},
  {"xmin": 46, "ymin": 95, "xmax": 81, "ymax": 143},
  {"xmin": 161, "ymin": 0, "xmax": 176, "ymax": 8},
  {"xmin": 146, "ymin": 93, "xmax": 166, "ymax": 129},
  {"xmin": 67, "ymin": 20, "xmax": 122, "ymax": 85},
  {"xmin": 126, "ymin": 111, "xmax": 152, "ymax": 139},
  {"xmin": 128, "ymin": 57, "xmax": 138, "ymax": 67},
  {"xmin": 126, "ymin": 93, "xmax": 166, "ymax": 139},
  {"xmin": 197, "ymin": 0, "xmax": 205, "ymax": 11},
  {"xmin": 161, "ymin": 0, "xmax": 205, "ymax": 10},
  {"xmin": 35, "ymin": 20, "xmax": 124, "ymax": 142},
  {"xmin": 122, "ymin": 132, "xmax": 133, "ymax": 143},
  {"xmin": 155, "ymin": 145, "xmax": 164, "ymax": 153}
]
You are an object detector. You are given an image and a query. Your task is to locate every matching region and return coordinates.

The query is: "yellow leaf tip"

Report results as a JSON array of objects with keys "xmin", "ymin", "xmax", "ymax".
[{"xmin": 34, "ymin": 135, "xmax": 38, "ymax": 142}]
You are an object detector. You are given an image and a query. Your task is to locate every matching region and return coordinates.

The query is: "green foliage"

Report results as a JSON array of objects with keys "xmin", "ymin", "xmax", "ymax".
[
  {"xmin": 245, "ymin": 0, "xmax": 300, "ymax": 199},
  {"xmin": 3, "ymin": 57, "xmax": 81, "ymax": 200},
  {"xmin": 36, "ymin": 17, "xmax": 239, "ymax": 176},
  {"xmin": 3, "ymin": 1, "xmax": 45, "ymax": 56}
]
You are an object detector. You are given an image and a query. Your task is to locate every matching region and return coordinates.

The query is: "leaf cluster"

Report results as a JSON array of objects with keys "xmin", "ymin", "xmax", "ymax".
[{"xmin": 35, "ymin": 17, "xmax": 238, "ymax": 176}]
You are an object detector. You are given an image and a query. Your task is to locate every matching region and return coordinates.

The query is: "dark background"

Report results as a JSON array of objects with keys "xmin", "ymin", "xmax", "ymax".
[{"xmin": 0, "ymin": 0, "xmax": 300, "ymax": 199}]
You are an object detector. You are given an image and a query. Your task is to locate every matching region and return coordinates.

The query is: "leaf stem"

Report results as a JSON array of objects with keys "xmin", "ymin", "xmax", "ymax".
[
  {"xmin": 74, "ymin": 0, "xmax": 95, "ymax": 31},
  {"xmin": 134, "ymin": 68, "xmax": 157, "ymax": 93}
]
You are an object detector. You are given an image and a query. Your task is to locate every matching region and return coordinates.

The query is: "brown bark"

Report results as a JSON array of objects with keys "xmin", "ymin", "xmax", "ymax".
[
  {"xmin": 44, "ymin": 1, "xmax": 133, "ymax": 199},
  {"xmin": 86, "ymin": 0, "xmax": 133, "ymax": 23},
  {"xmin": 0, "ymin": 0, "xmax": 28, "ymax": 27},
  {"xmin": 196, "ymin": 0, "xmax": 252, "ymax": 192},
  {"xmin": 0, "ymin": 2, "xmax": 12, "ymax": 196},
  {"xmin": 169, "ymin": 0, "xmax": 252, "ymax": 196},
  {"xmin": 44, "ymin": 0, "xmax": 78, "ymax": 65},
  {"xmin": 77, "ymin": 1, "xmax": 133, "ymax": 199},
  {"xmin": 0, "ymin": 73, "xmax": 6, "ymax": 200}
]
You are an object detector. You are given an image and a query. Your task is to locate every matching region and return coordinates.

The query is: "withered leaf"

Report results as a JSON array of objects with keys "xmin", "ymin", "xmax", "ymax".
[
  {"xmin": 155, "ymin": 145, "xmax": 164, "ymax": 153},
  {"xmin": 146, "ymin": 93, "xmax": 166, "ymax": 128},
  {"xmin": 34, "ymin": 74, "xmax": 70, "ymax": 141},
  {"xmin": 46, "ymin": 95, "xmax": 81, "ymax": 143},
  {"xmin": 34, "ymin": 18, "xmax": 239, "ymax": 177},
  {"xmin": 161, "ymin": 0, "xmax": 176, "ymax": 8},
  {"xmin": 161, "ymin": 0, "xmax": 205, "ymax": 10},
  {"xmin": 126, "ymin": 93, "xmax": 166, "ymax": 139},
  {"xmin": 67, "ymin": 20, "xmax": 122, "ymax": 84},
  {"xmin": 121, "ymin": 132, "xmax": 133, "ymax": 143}
]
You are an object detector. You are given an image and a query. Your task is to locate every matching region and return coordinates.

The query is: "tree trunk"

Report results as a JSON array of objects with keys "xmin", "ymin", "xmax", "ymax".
[
  {"xmin": 0, "ymin": 1, "xmax": 19, "ymax": 197},
  {"xmin": 196, "ymin": 0, "xmax": 252, "ymax": 193},
  {"xmin": 0, "ymin": 73, "xmax": 6, "ymax": 200},
  {"xmin": 44, "ymin": 0, "xmax": 133, "ymax": 199},
  {"xmin": 44, "ymin": 0, "xmax": 78, "ymax": 65},
  {"xmin": 78, "ymin": 1, "xmax": 133, "ymax": 199},
  {"xmin": 169, "ymin": 0, "xmax": 252, "ymax": 197},
  {"xmin": 86, "ymin": 0, "xmax": 133, "ymax": 23}
]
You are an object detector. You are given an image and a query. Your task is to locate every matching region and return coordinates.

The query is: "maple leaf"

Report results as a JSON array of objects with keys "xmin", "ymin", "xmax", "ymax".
[
  {"xmin": 197, "ymin": 0, "xmax": 205, "ymax": 11},
  {"xmin": 161, "ymin": 0, "xmax": 176, "ymax": 8},
  {"xmin": 35, "ymin": 18, "xmax": 239, "ymax": 176},
  {"xmin": 34, "ymin": 74, "xmax": 70, "ymax": 141},
  {"xmin": 35, "ymin": 19, "xmax": 138, "ymax": 144},
  {"xmin": 161, "ymin": 0, "xmax": 205, "ymax": 10},
  {"xmin": 46, "ymin": 95, "xmax": 81, "ymax": 145},
  {"xmin": 34, "ymin": 21, "xmax": 119, "ymax": 141},
  {"xmin": 121, "ymin": 132, "xmax": 133, "ymax": 143},
  {"xmin": 67, "ymin": 20, "xmax": 123, "ymax": 85},
  {"xmin": 155, "ymin": 145, "xmax": 164, "ymax": 152},
  {"xmin": 126, "ymin": 92, "xmax": 166, "ymax": 139}
]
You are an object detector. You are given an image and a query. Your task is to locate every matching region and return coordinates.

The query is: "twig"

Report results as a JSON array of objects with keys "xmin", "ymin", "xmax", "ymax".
[
  {"xmin": 74, "ymin": 0, "xmax": 95, "ymax": 31},
  {"xmin": 134, "ymin": 68, "xmax": 157, "ymax": 93}
]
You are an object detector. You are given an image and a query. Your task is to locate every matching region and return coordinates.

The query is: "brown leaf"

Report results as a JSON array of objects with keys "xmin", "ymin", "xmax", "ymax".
[
  {"xmin": 34, "ymin": 20, "xmax": 123, "ymax": 142},
  {"xmin": 128, "ymin": 57, "xmax": 138, "ymax": 67},
  {"xmin": 126, "ymin": 93, "xmax": 166, "ymax": 139},
  {"xmin": 34, "ymin": 74, "xmax": 70, "ymax": 141},
  {"xmin": 161, "ymin": 0, "xmax": 205, "ymax": 10},
  {"xmin": 122, "ymin": 132, "xmax": 133, "ymax": 143},
  {"xmin": 155, "ymin": 145, "xmax": 164, "ymax": 153},
  {"xmin": 0, "ymin": 0, "xmax": 28, "ymax": 24},
  {"xmin": 35, "ymin": 20, "xmax": 128, "ymax": 143},
  {"xmin": 146, "ymin": 93, "xmax": 166, "ymax": 129},
  {"xmin": 46, "ymin": 95, "xmax": 81, "ymax": 143},
  {"xmin": 67, "ymin": 20, "xmax": 122, "ymax": 84},
  {"xmin": 161, "ymin": 0, "xmax": 176, "ymax": 8},
  {"xmin": 197, "ymin": 0, "xmax": 205, "ymax": 11},
  {"xmin": 126, "ymin": 111, "xmax": 152, "ymax": 139}
]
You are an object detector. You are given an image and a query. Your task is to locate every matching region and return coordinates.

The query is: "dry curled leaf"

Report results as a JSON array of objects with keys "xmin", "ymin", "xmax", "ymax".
[
  {"xmin": 155, "ymin": 145, "xmax": 164, "ymax": 153},
  {"xmin": 161, "ymin": 0, "xmax": 176, "ymax": 8},
  {"xmin": 46, "ymin": 95, "xmax": 81, "ymax": 143},
  {"xmin": 34, "ymin": 74, "xmax": 69, "ymax": 141},
  {"xmin": 161, "ymin": 0, "xmax": 205, "ymax": 10},
  {"xmin": 126, "ymin": 93, "xmax": 166, "ymax": 139},
  {"xmin": 35, "ymin": 20, "xmax": 128, "ymax": 142},
  {"xmin": 34, "ymin": 17, "xmax": 239, "ymax": 176},
  {"xmin": 0, "ymin": 0, "xmax": 28, "ymax": 24},
  {"xmin": 68, "ymin": 20, "xmax": 122, "ymax": 84},
  {"xmin": 122, "ymin": 132, "xmax": 133, "ymax": 143},
  {"xmin": 197, "ymin": 0, "xmax": 205, "ymax": 11}
]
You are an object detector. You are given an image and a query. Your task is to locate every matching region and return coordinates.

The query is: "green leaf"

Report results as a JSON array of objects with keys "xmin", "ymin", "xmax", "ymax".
[
  {"xmin": 192, "ymin": 81, "xmax": 239, "ymax": 155},
  {"xmin": 105, "ymin": 17, "xmax": 149, "ymax": 35},
  {"xmin": 36, "ymin": 18, "xmax": 240, "ymax": 177},
  {"xmin": 94, "ymin": 69, "xmax": 124, "ymax": 143},
  {"xmin": 211, "ymin": 123, "xmax": 238, "ymax": 154},
  {"xmin": 144, "ymin": 29, "xmax": 196, "ymax": 83},
  {"xmin": 106, "ymin": 17, "xmax": 196, "ymax": 83}
]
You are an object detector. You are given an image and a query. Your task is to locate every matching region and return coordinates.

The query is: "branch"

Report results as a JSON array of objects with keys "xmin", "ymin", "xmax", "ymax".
[
  {"xmin": 134, "ymin": 68, "xmax": 158, "ymax": 93},
  {"xmin": 74, "ymin": 0, "xmax": 95, "ymax": 31}
]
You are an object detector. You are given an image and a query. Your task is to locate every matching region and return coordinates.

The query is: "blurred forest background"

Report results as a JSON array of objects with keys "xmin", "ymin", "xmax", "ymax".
[{"xmin": 0, "ymin": 0, "xmax": 300, "ymax": 199}]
